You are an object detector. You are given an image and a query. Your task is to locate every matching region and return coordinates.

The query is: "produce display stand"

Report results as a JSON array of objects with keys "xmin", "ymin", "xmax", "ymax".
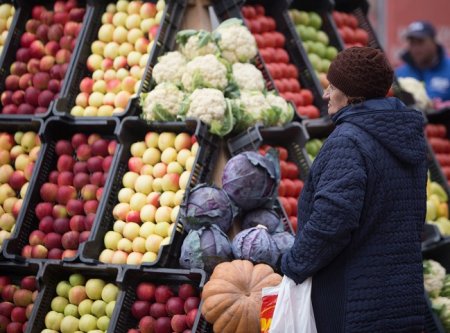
[
  {"xmin": 212, "ymin": 0, "xmax": 327, "ymax": 119},
  {"xmin": 80, "ymin": 117, "xmax": 220, "ymax": 268},
  {"xmin": 0, "ymin": 0, "xmax": 91, "ymax": 121},
  {"xmin": 2, "ymin": 117, "xmax": 120, "ymax": 263},
  {"xmin": 111, "ymin": 267, "xmax": 211, "ymax": 332}
]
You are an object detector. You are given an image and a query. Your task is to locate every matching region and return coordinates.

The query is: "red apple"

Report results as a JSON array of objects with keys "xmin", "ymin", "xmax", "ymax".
[
  {"xmin": 17, "ymin": 103, "xmax": 34, "ymax": 115},
  {"xmin": 57, "ymin": 154, "xmax": 75, "ymax": 172},
  {"xmin": 81, "ymin": 184, "xmax": 98, "ymax": 201},
  {"xmin": 84, "ymin": 214, "xmax": 95, "ymax": 231},
  {"xmin": 69, "ymin": 215, "xmax": 86, "ymax": 232},
  {"xmin": 61, "ymin": 230, "xmax": 80, "ymax": 250},
  {"xmin": 150, "ymin": 302, "xmax": 168, "ymax": 318},
  {"xmin": 44, "ymin": 232, "xmax": 62, "ymax": 250},
  {"xmin": 20, "ymin": 32, "xmax": 36, "ymax": 48},
  {"xmin": 39, "ymin": 216, "xmax": 54, "ymax": 233},
  {"xmin": 16, "ymin": 48, "xmax": 31, "ymax": 63},
  {"xmin": 183, "ymin": 297, "xmax": 200, "ymax": 314},
  {"xmin": 31, "ymin": 244, "xmax": 48, "ymax": 258},
  {"xmin": 40, "ymin": 183, "xmax": 58, "ymax": 202},
  {"xmin": 178, "ymin": 284, "xmax": 197, "ymax": 300},
  {"xmin": 53, "ymin": 217, "xmax": 70, "ymax": 234},
  {"xmin": 155, "ymin": 317, "xmax": 171, "ymax": 333},
  {"xmin": 48, "ymin": 170, "xmax": 59, "ymax": 184},
  {"xmin": 91, "ymin": 139, "xmax": 109, "ymax": 157},
  {"xmin": 29, "ymin": 230, "xmax": 45, "ymax": 246},
  {"xmin": 136, "ymin": 282, "xmax": 156, "ymax": 302},
  {"xmin": 24, "ymin": 87, "xmax": 40, "ymax": 107},
  {"xmin": 83, "ymin": 199, "xmax": 98, "ymax": 215},
  {"xmin": 171, "ymin": 314, "xmax": 188, "ymax": 332},
  {"xmin": 73, "ymin": 161, "xmax": 88, "ymax": 174},
  {"xmin": 21, "ymin": 245, "xmax": 32, "ymax": 258},
  {"xmin": 5, "ymin": 75, "xmax": 19, "ymax": 90},
  {"xmin": 57, "ymin": 171, "xmax": 74, "ymax": 186},
  {"xmin": 0, "ymin": 302, "xmax": 13, "ymax": 317},
  {"xmin": 132, "ymin": 300, "xmax": 150, "ymax": 320},
  {"xmin": 89, "ymin": 172, "xmax": 103, "ymax": 187},
  {"xmin": 76, "ymin": 144, "xmax": 91, "ymax": 161},
  {"xmin": 36, "ymin": 24, "xmax": 49, "ymax": 43},
  {"xmin": 67, "ymin": 199, "xmax": 85, "ymax": 216},
  {"xmin": 48, "ymin": 79, "xmax": 60, "ymax": 93},
  {"xmin": 1, "ymin": 285, "xmax": 18, "ymax": 302},
  {"xmin": 79, "ymin": 230, "xmax": 90, "ymax": 243},
  {"xmin": 13, "ymin": 289, "xmax": 33, "ymax": 307},
  {"xmin": 6, "ymin": 322, "xmax": 22, "ymax": 333},
  {"xmin": 45, "ymin": 41, "xmax": 60, "ymax": 57},
  {"xmin": 37, "ymin": 90, "xmax": 54, "ymax": 108},
  {"xmin": 10, "ymin": 62, "xmax": 27, "ymax": 76},
  {"xmin": 8, "ymin": 170, "xmax": 26, "ymax": 191},
  {"xmin": 48, "ymin": 248, "xmax": 63, "ymax": 259},
  {"xmin": 56, "ymin": 185, "xmax": 77, "ymax": 205},
  {"xmin": 87, "ymin": 156, "xmax": 103, "ymax": 173},
  {"xmin": 26, "ymin": 19, "xmax": 40, "ymax": 33},
  {"xmin": 20, "ymin": 276, "xmax": 37, "ymax": 291},
  {"xmin": 48, "ymin": 24, "xmax": 64, "ymax": 41},
  {"xmin": 73, "ymin": 172, "xmax": 90, "ymax": 190},
  {"xmin": 186, "ymin": 309, "xmax": 197, "ymax": 328},
  {"xmin": 29, "ymin": 40, "xmax": 45, "ymax": 59},
  {"xmin": 166, "ymin": 297, "xmax": 184, "ymax": 316}
]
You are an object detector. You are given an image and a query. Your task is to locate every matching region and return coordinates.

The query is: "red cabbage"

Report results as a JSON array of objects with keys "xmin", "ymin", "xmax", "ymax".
[
  {"xmin": 241, "ymin": 208, "xmax": 281, "ymax": 233},
  {"xmin": 179, "ymin": 224, "xmax": 233, "ymax": 273},
  {"xmin": 184, "ymin": 183, "xmax": 236, "ymax": 232},
  {"xmin": 232, "ymin": 225, "xmax": 279, "ymax": 267},
  {"xmin": 222, "ymin": 151, "xmax": 279, "ymax": 211}
]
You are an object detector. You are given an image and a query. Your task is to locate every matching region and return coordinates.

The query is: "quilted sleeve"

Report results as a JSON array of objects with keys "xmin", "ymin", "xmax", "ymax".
[{"xmin": 281, "ymin": 135, "xmax": 367, "ymax": 284}]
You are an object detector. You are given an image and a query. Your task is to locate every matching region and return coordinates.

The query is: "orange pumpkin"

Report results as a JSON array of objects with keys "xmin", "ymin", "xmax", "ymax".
[{"xmin": 201, "ymin": 260, "xmax": 282, "ymax": 333}]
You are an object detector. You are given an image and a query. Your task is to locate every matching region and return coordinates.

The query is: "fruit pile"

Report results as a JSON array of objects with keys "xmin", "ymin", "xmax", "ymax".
[
  {"xmin": 43, "ymin": 273, "xmax": 118, "ymax": 332},
  {"xmin": 305, "ymin": 138, "xmax": 325, "ymax": 161},
  {"xmin": 426, "ymin": 124, "xmax": 450, "ymax": 184},
  {"xmin": 241, "ymin": 5, "xmax": 320, "ymax": 119},
  {"xmin": 71, "ymin": 0, "xmax": 165, "ymax": 117},
  {"xmin": 0, "ymin": 3, "xmax": 15, "ymax": 56},
  {"xmin": 1, "ymin": 1, "xmax": 86, "ymax": 115},
  {"xmin": 332, "ymin": 11, "xmax": 369, "ymax": 48},
  {"xmin": 0, "ymin": 131, "xmax": 41, "ymax": 250},
  {"xmin": 426, "ymin": 179, "xmax": 450, "ymax": 235},
  {"xmin": 21, "ymin": 133, "xmax": 117, "ymax": 260},
  {"xmin": 289, "ymin": 9, "xmax": 338, "ymax": 89},
  {"xmin": 0, "ymin": 274, "xmax": 37, "ymax": 333},
  {"xmin": 128, "ymin": 282, "xmax": 200, "ymax": 333},
  {"xmin": 99, "ymin": 131, "xmax": 196, "ymax": 265},
  {"xmin": 258, "ymin": 145, "xmax": 303, "ymax": 233}
]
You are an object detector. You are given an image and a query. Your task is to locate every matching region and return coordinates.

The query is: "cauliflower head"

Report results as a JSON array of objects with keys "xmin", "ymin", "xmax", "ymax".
[
  {"xmin": 424, "ymin": 259, "xmax": 446, "ymax": 298},
  {"xmin": 237, "ymin": 91, "xmax": 279, "ymax": 130},
  {"xmin": 266, "ymin": 91, "xmax": 294, "ymax": 126},
  {"xmin": 231, "ymin": 63, "xmax": 265, "ymax": 92},
  {"xmin": 181, "ymin": 54, "xmax": 228, "ymax": 92},
  {"xmin": 398, "ymin": 77, "xmax": 432, "ymax": 110},
  {"xmin": 184, "ymin": 88, "xmax": 234, "ymax": 137},
  {"xmin": 214, "ymin": 18, "xmax": 257, "ymax": 64},
  {"xmin": 176, "ymin": 29, "xmax": 219, "ymax": 60},
  {"xmin": 141, "ymin": 83, "xmax": 184, "ymax": 121},
  {"xmin": 153, "ymin": 51, "xmax": 187, "ymax": 85},
  {"xmin": 432, "ymin": 297, "xmax": 450, "ymax": 331}
]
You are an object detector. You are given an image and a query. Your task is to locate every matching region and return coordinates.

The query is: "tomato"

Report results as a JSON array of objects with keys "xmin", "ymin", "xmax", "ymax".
[
  {"xmin": 274, "ymin": 79, "xmax": 285, "ymax": 92},
  {"xmin": 248, "ymin": 20, "xmax": 261, "ymax": 34},
  {"xmin": 355, "ymin": 28, "xmax": 369, "ymax": 45},
  {"xmin": 287, "ymin": 162, "xmax": 299, "ymax": 179},
  {"xmin": 259, "ymin": 48, "xmax": 273, "ymax": 63},
  {"xmin": 259, "ymin": 16, "xmax": 270, "ymax": 33},
  {"xmin": 436, "ymin": 154, "xmax": 450, "ymax": 166},
  {"xmin": 348, "ymin": 15, "xmax": 359, "ymax": 29},
  {"xmin": 292, "ymin": 179, "xmax": 304, "ymax": 197},
  {"xmin": 274, "ymin": 32, "xmax": 285, "ymax": 48},
  {"xmin": 443, "ymin": 166, "xmax": 450, "ymax": 180},
  {"xmin": 283, "ymin": 178, "xmax": 295, "ymax": 197},
  {"xmin": 300, "ymin": 89, "xmax": 313, "ymax": 105},
  {"xmin": 292, "ymin": 92, "xmax": 304, "ymax": 106},
  {"xmin": 430, "ymin": 138, "xmax": 446, "ymax": 153},
  {"xmin": 280, "ymin": 160, "xmax": 289, "ymax": 178},
  {"xmin": 287, "ymin": 197, "xmax": 298, "ymax": 215},
  {"xmin": 438, "ymin": 125, "xmax": 447, "ymax": 138},
  {"xmin": 263, "ymin": 32, "xmax": 277, "ymax": 48},
  {"xmin": 278, "ymin": 180, "xmax": 286, "ymax": 196},
  {"xmin": 289, "ymin": 79, "xmax": 300, "ymax": 92},
  {"xmin": 289, "ymin": 216, "xmax": 298, "ymax": 233},
  {"xmin": 279, "ymin": 197, "xmax": 291, "ymax": 216},
  {"xmin": 266, "ymin": 17, "xmax": 276, "ymax": 31},
  {"xmin": 332, "ymin": 11, "xmax": 344, "ymax": 28},
  {"xmin": 254, "ymin": 5, "xmax": 265, "ymax": 16},
  {"xmin": 286, "ymin": 64, "xmax": 298, "ymax": 78},
  {"xmin": 254, "ymin": 33, "xmax": 265, "ymax": 48},
  {"xmin": 243, "ymin": 6, "xmax": 256, "ymax": 19},
  {"xmin": 277, "ymin": 146, "xmax": 288, "ymax": 161},
  {"xmin": 274, "ymin": 48, "xmax": 289, "ymax": 63},
  {"xmin": 267, "ymin": 64, "xmax": 280, "ymax": 79}
]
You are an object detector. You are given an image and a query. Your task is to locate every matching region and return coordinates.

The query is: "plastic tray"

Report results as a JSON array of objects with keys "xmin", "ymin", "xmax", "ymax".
[
  {"xmin": 2, "ymin": 117, "xmax": 120, "ymax": 263},
  {"xmin": 227, "ymin": 122, "xmax": 310, "ymax": 233},
  {"xmin": 80, "ymin": 116, "xmax": 220, "ymax": 268},
  {"xmin": 0, "ymin": 118, "xmax": 43, "ymax": 258},
  {"xmin": 110, "ymin": 267, "xmax": 211, "ymax": 333},
  {"xmin": 0, "ymin": 0, "xmax": 90, "ymax": 121},
  {"xmin": 0, "ymin": 0, "xmax": 16, "ymax": 60},
  {"xmin": 0, "ymin": 261, "xmax": 41, "ymax": 286},
  {"xmin": 212, "ymin": 0, "xmax": 327, "ymax": 119},
  {"xmin": 54, "ymin": 0, "xmax": 188, "ymax": 120},
  {"xmin": 27, "ymin": 261, "xmax": 121, "ymax": 333},
  {"xmin": 422, "ymin": 241, "xmax": 450, "ymax": 333}
]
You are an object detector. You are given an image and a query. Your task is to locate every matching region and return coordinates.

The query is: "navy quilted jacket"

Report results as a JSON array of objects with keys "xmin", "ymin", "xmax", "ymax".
[{"xmin": 281, "ymin": 97, "xmax": 428, "ymax": 333}]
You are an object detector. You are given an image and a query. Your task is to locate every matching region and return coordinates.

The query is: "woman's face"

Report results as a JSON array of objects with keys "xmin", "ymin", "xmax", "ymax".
[{"xmin": 323, "ymin": 84, "xmax": 349, "ymax": 115}]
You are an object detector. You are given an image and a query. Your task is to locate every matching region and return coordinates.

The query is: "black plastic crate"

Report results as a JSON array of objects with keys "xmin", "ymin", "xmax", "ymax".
[
  {"xmin": 227, "ymin": 122, "xmax": 310, "ymax": 233},
  {"xmin": 303, "ymin": 116, "xmax": 335, "ymax": 140},
  {"xmin": 110, "ymin": 267, "xmax": 211, "ymax": 333},
  {"xmin": 0, "ymin": 261, "xmax": 41, "ymax": 287},
  {"xmin": 54, "ymin": 0, "xmax": 188, "ymax": 120},
  {"xmin": 27, "ymin": 261, "xmax": 121, "ymax": 333},
  {"xmin": 422, "ymin": 241, "xmax": 450, "ymax": 333},
  {"xmin": 80, "ymin": 116, "xmax": 220, "ymax": 268},
  {"xmin": 0, "ymin": 0, "xmax": 90, "ymax": 121},
  {"xmin": 2, "ymin": 117, "xmax": 120, "ymax": 263},
  {"xmin": 0, "ymin": 0, "xmax": 16, "ymax": 58},
  {"xmin": 213, "ymin": 0, "xmax": 327, "ymax": 120},
  {"xmin": 333, "ymin": 0, "xmax": 383, "ymax": 50},
  {"xmin": 0, "ymin": 118, "xmax": 43, "ymax": 257}
]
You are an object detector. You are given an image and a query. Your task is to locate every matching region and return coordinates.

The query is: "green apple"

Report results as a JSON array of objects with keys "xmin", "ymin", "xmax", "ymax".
[
  {"xmin": 309, "ymin": 12, "xmax": 322, "ymax": 29},
  {"xmin": 105, "ymin": 300, "xmax": 116, "ymax": 318},
  {"xmin": 85, "ymin": 279, "xmax": 105, "ymax": 300},
  {"xmin": 51, "ymin": 296, "xmax": 69, "ymax": 313},
  {"xmin": 60, "ymin": 315, "xmax": 80, "ymax": 333},
  {"xmin": 308, "ymin": 53, "xmax": 322, "ymax": 72},
  {"xmin": 69, "ymin": 273, "xmax": 86, "ymax": 287},
  {"xmin": 78, "ymin": 299, "xmax": 93, "ymax": 316},
  {"xmin": 101, "ymin": 283, "xmax": 119, "ymax": 303},
  {"xmin": 79, "ymin": 314, "xmax": 97, "ymax": 332},
  {"xmin": 45, "ymin": 311, "xmax": 64, "ymax": 331},
  {"xmin": 64, "ymin": 304, "xmax": 80, "ymax": 318},
  {"xmin": 305, "ymin": 26, "xmax": 317, "ymax": 42},
  {"xmin": 316, "ymin": 31, "xmax": 329, "ymax": 45},
  {"xmin": 312, "ymin": 42, "xmax": 326, "ymax": 58},
  {"xmin": 298, "ymin": 11, "xmax": 310, "ymax": 26},
  {"xmin": 91, "ymin": 300, "xmax": 107, "ymax": 317},
  {"xmin": 56, "ymin": 281, "xmax": 72, "ymax": 298},
  {"xmin": 97, "ymin": 315, "xmax": 110, "ymax": 331},
  {"xmin": 320, "ymin": 59, "xmax": 331, "ymax": 73}
]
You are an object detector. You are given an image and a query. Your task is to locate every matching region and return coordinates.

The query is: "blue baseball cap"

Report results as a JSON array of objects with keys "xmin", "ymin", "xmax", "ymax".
[{"xmin": 405, "ymin": 20, "xmax": 436, "ymax": 39}]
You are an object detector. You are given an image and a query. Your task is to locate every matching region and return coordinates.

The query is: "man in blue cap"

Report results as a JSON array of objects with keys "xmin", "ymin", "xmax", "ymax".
[{"xmin": 396, "ymin": 20, "xmax": 450, "ymax": 102}]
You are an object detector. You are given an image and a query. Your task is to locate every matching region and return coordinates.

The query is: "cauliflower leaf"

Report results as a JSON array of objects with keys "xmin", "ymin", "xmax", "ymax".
[{"xmin": 176, "ymin": 29, "xmax": 219, "ymax": 60}]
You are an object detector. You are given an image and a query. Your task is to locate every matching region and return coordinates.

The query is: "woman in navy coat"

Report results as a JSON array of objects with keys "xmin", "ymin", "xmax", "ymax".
[{"xmin": 282, "ymin": 47, "xmax": 428, "ymax": 332}]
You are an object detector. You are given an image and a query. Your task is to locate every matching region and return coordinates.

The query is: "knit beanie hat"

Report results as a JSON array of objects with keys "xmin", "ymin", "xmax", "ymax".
[{"xmin": 327, "ymin": 47, "xmax": 393, "ymax": 100}]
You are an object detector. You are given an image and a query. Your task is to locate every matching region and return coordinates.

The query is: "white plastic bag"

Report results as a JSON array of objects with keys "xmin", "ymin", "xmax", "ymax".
[{"xmin": 269, "ymin": 275, "xmax": 317, "ymax": 333}]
